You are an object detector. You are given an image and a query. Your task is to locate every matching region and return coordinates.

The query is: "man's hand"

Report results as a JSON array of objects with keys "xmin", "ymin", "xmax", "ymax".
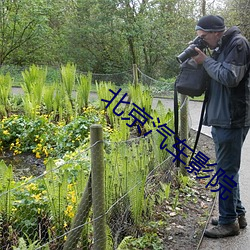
[{"xmin": 192, "ymin": 47, "xmax": 207, "ymax": 64}]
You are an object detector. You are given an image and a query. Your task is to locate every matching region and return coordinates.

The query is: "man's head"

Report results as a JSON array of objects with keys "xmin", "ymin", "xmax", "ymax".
[{"xmin": 195, "ymin": 15, "xmax": 225, "ymax": 49}]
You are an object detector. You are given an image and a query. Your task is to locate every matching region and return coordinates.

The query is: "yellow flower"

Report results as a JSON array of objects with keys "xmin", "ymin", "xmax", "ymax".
[
  {"xmin": 3, "ymin": 130, "xmax": 9, "ymax": 135},
  {"xmin": 12, "ymin": 207, "xmax": 17, "ymax": 212},
  {"xmin": 26, "ymin": 183, "xmax": 37, "ymax": 191},
  {"xmin": 71, "ymin": 195, "xmax": 76, "ymax": 204},
  {"xmin": 36, "ymin": 152, "xmax": 41, "ymax": 159},
  {"xmin": 65, "ymin": 205, "xmax": 74, "ymax": 218},
  {"xmin": 32, "ymin": 193, "xmax": 42, "ymax": 201}
]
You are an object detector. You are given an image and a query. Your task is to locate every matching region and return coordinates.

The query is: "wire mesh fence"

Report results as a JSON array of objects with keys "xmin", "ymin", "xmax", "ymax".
[
  {"xmin": 0, "ymin": 64, "xmax": 191, "ymax": 249},
  {"xmin": 0, "ymin": 123, "xmax": 181, "ymax": 249},
  {"xmin": 1, "ymin": 64, "xmax": 175, "ymax": 97}
]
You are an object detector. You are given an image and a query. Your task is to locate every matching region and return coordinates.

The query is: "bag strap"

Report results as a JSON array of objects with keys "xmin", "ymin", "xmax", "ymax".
[
  {"xmin": 174, "ymin": 82, "xmax": 208, "ymax": 168},
  {"xmin": 174, "ymin": 81, "xmax": 180, "ymax": 168},
  {"xmin": 188, "ymin": 91, "xmax": 208, "ymax": 164}
]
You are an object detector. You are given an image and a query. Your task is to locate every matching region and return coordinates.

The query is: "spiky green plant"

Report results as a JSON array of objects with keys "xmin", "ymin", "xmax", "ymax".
[
  {"xmin": 0, "ymin": 161, "xmax": 14, "ymax": 222},
  {"xmin": 0, "ymin": 73, "xmax": 12, "ymax": 116},
  {"xmin": 96, "ymin": 81, "xmax": 123, "ymax": 128},
  {"xmin": 159, "ymin": 182, "xmax": 171, "ymax": 201},
  {"xmin": 76, "ymin": 72, "xmax": 92, "ymax": 111},
  {"xmin": 145, "ymin": 100, "xmax": 175, "ymax": 163},
  {"xmin": 172, "ymin": 190, "xmax": 180, "ymax": 210},
  {"xmin": 51, "ymin": 82, "xmax": 73, "ymax": 122},
  {"xmin": 43, "ymin": 84, "xmax": 55, "ymax": 114},
  {"xmin": 21, "ymin": 65, "xmax": 47, "ymax": 118},
  {"xmin": 128, "ymin": 83, "xmax": 152, "ymax": 116},
  {"xmin": 43, "ymin": 159, "xmax": 68, "ymax": 230},
  {"xmin": 105, "ymin": 136, "xmax": 152, "ymax": 226},
  {"xmin": 60, "ymin": 63, "xmax": 76, "ymax": 102}
]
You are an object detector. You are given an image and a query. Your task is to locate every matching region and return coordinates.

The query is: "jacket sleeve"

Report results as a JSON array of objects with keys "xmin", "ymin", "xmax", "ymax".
[{"xmin": 203, "ymin": 37, "xmax": 250, "ymax": 87}]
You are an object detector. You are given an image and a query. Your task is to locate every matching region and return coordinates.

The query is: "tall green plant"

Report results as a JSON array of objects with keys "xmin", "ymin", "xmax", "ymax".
[
  {"xmin": 145, "ymin": 100, "xmax": 175, "ymax": 163},
  {"xmin": 96, "ymin": 81, "xmax": 122, "ymax": 128},
  {"xmin": 0, "ymin": 73, "xmax": 12, "ymax": 116},
  {"xmin": 0, "ymin": 161, "xmax": 14, "ymax": 222},
  {"xmin": 21, "ymin": 65, "xmax": 47, "ymax": 118},
  {"xmin": 43, "ymin": 84, "xmax": 55, "ymax": 114},
  {"xmin": 128, "ymin": 83, "xmax": 152, "ymax": 116},
  {"xmin": 43, "ymin": 159, "xmax": 68, "ymax": 231},
  {"xmin": 105, "ymin": 137, "xmax": 153, "ymax": 226},
  {"xmin": 52, "ymin": 82, "xmax": 73, "ymax": 122},
  {"xmin": 61, "ymin": 63, "xmax": 76, "ymax": 102},
  {"xmin": 76, "ymin": 72, "xmax": 92, "ymax": 112}
]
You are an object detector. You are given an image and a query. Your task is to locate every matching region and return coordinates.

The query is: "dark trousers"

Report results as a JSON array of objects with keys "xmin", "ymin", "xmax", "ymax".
[{"xmin": 211, "ymin": 126, "xmax": 249, "ymax": 225}]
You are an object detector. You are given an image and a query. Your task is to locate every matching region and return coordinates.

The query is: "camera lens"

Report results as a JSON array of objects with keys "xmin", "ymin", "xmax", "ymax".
[{"xmin": 176, "ymin": 45, "xmax": 198, "ymax": 63}]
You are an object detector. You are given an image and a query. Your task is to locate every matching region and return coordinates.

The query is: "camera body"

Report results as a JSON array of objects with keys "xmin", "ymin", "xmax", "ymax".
[{"xmin": 176, "ymin": 36, "xmax": 208, "ymax": 63}]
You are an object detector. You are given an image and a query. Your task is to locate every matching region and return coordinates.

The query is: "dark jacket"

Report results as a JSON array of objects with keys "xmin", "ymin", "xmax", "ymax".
[{"xmin": 203, "ymin": 26, "xmax": 250, "ymax": 128}]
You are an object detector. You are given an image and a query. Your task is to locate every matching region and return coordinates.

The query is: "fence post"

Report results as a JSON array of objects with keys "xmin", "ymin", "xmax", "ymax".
[
  {"xmin": 91, "ymin": 124, "xmax": 106, "ymax": 250},
  {"xmin": 180, "ymin": 94, "xmax": 189, "ymax": 175},
  {"xmin": 133, "ymin": 64, "xmax": 138, "ymax": 86}
]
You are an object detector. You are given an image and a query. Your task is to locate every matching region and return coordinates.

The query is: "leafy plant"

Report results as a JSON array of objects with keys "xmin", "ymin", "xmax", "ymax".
[
  {"xmin": 12, "ymin": 176, "xmax": 49, "ymax": 241},
  {"xmin": 172, "ymin": 190, "xmax": 180, "ymax": 210},
  {"xmin": 145, "ymin": 100, "xmax": 175, "ymax": 163},
  {"xmin": 0, "ymin": 73, "xmax": 12, "ymax": 117},
  {"xmin": 13, "ymin": 236, "xmax": 43, "ymax": 250},
  {"xmin": 0, "ymin": 161, "xmax": 15, "ymax": 222},
  {"xmin": 128, "ymin": 83, "xmax": 152, "ymax": 116},
  {"xmin": 76, "ymin": 72, "xmax": 92, "ymax": 111},
  {"xmin": 21, "ymin": 65, "xmax": 47, "ymax": 118},
  {"xmin": 43, "ymin": 84, "xmax": 55, "ymax": 114},
  {"xmin": 117, "ymin": 233, "xmax": 163, "ymax": 250},
  {"xmin": 60, "ymin": 62, "xmax": 76, "ymax": 102},
  {"xmin": 96, "ymin": 81, "xmax": 124, "ymax": 128},
  {"xmin": 159, "ymin": 182, "xmax": 171, "ymax": 202}
]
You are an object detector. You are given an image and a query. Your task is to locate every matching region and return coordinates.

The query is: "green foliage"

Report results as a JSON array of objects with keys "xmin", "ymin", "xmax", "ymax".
[
  {"xmin": 159, "ymin": 182, "xmax": 171, "ymax": 202},
  {"xmin": 0, "ymin": 109, "xmax": 100, "ymax": 157},
  {"xmin": 13, "ymin": 235, "xmax": 48, "ymax": 250},
  {"xmin": 61, "ymin": 63, "xmax": 76, "ymax": 101},
  {"xmin": 128, "ymin": 83, "xmax": 152, "ymax": 116},
  {"xmin": 117, "ymin": 233, "xmax": 163, "ymax": 250},
  {"xmin": 96, "ymin": 81, "xmax": 122, "ymax": 127},
  {"xmin": 0, "ymin": 73, "xmax": 12, "ymax": 116},
  {"xmin": 172, "ymin": 190, "xmax": 180, "ymax": 210},
  {"xmin": 21, "ymin": 65, "xmax": 47, "ymax": 118},
  {"xmin": 43, "ymin": 85, "xmax": 56, "ymax": 113},
  {"xmin": 145, "ymin": 100, "xmax": 175, "ymax": 163},
  {"xmin": 105, "ymin": 136, "xmax": 153, "ymax": 227},
  {"xmin": 0, "ymin": 71, "xmax": 180, "ymax": 248},
  {"xmin": 12, "ymin": 176, "xmax": 48, "ymax": 240},
  {"xmin": 43, "ymin": 159, "xmax": 68, "ymax": 229},
  {"xmin": 76, "ymin": 72, "xmax": 92, "ymax": 110},
  {"xmin": 0, "ymin": 0, "xmax": 227, "ymax": 78},
  {"xmin": 0, "ymin": 0, "xmax": 52, "ymax": 65},
  {"xmin": 0, "ymin": 161, "xmax": 14, "ymax": 222}
]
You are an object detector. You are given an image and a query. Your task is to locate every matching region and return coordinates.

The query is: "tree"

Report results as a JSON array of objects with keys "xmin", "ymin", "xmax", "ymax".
[
  {"xmin": 0, "ymin": 0, "xmax": 50, "ymax": 65},
  {"xmin": 220, "ymin": 0, "xmax": 250, "ymax": 39}
]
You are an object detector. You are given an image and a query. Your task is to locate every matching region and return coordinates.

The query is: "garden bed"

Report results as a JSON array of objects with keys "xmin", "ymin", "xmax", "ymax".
[{"xmin": 0, "ymin": 129, "xmax": 216, "ymax": 250}]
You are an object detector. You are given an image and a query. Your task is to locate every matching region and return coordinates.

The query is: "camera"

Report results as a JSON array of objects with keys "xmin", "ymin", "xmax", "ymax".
[{"xmin": 176, "ymin": 36, "xmax": 208, "ymax": 63}]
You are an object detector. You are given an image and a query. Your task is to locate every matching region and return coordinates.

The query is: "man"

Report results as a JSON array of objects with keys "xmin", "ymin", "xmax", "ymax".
[{"xmin": 192, "ymin": 15, "xmax": 250, "ymax": 238}]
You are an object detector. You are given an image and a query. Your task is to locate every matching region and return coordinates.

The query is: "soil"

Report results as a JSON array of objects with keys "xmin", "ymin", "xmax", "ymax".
[
  {"xmin": 0, "ymin": 152, "xmax": 45, "ymax": 180},
  {"xmin": 157, "ymin": 130, "xmax": 216, "ymax": 250}
]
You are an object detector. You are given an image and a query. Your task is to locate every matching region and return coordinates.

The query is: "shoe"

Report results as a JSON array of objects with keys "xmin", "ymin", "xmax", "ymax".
[
  {"xmin": 211, "ymin": 214, "xmax": 247, "ymax": 229},
  {"xmin": 204, "ymin": 222, "xmax": 240, "ymax": 238}
]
